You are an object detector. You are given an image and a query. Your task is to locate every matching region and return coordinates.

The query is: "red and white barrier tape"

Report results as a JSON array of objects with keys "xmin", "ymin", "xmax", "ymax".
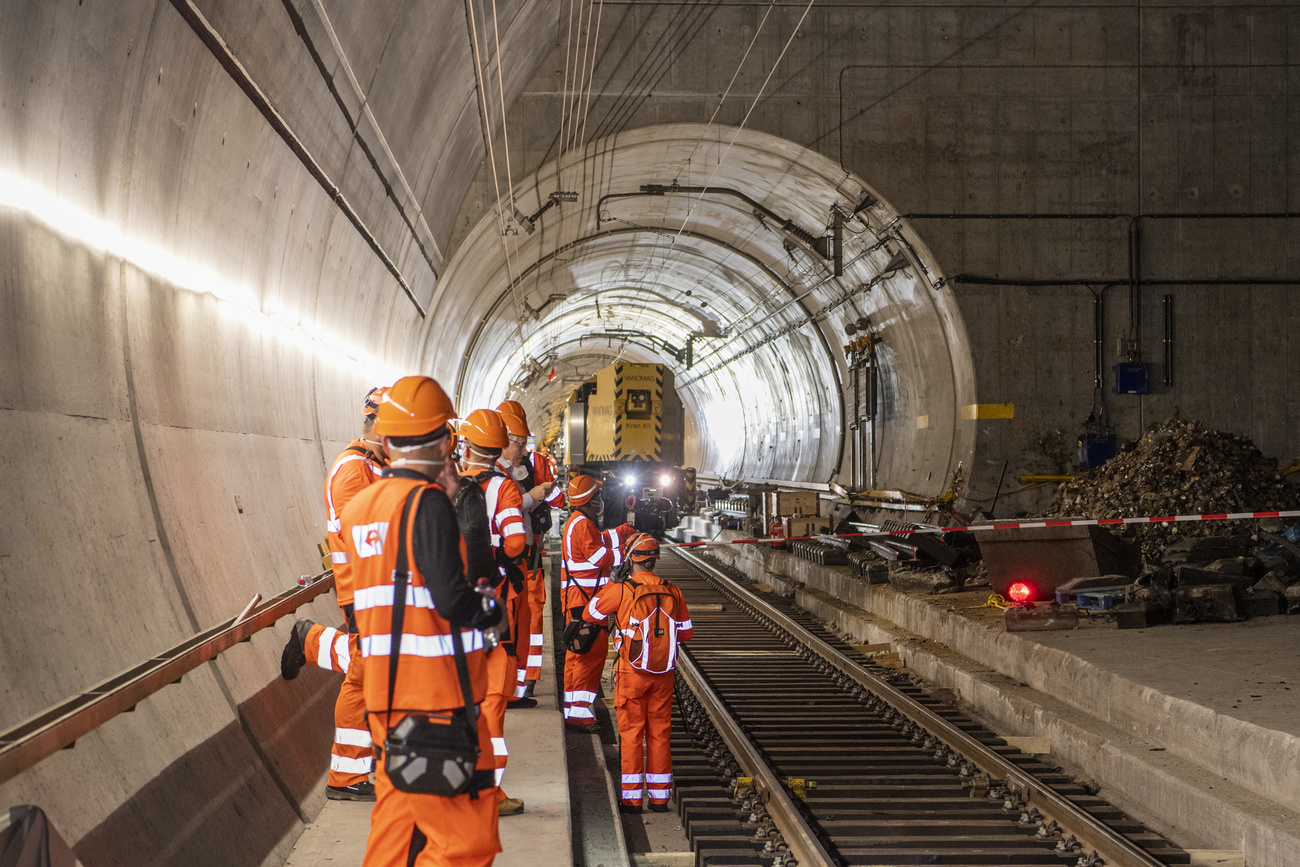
[
  {"xmin": 670, "ymin": 508, "xmax": 1300, "ymax": 548},
  {"xmin": 535, "ymin": 509, "xmax": 1300, "ymax": 554}
]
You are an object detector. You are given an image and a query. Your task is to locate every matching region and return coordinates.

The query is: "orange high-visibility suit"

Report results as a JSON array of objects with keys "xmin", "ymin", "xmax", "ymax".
[
  {"xmin": 512, "ymin": 454, "xmax": 564, "ymax": 691},
  {"xmin": 559, "ymin": 512, "xmax": 634, "ymax": 726},
  {"xmin": 342, "ymin": 470, "xmax": 500, "ymax": 867},
  {"xmin": 302, "ymin": 439, "xmax": 384, "ymax": 788},
  {"xmin": 585, "ymin": 572, "xmax": 692, "ymax": 806},
  {"xmin": 461, "ymin": 468, "xmax": 527, "ymax": 802}
]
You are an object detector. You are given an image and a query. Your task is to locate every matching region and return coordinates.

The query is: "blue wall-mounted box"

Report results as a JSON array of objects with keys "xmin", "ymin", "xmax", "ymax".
[{"xmin": 1113, "ymin": 362, "xmax": 1150, "ymax": 395}]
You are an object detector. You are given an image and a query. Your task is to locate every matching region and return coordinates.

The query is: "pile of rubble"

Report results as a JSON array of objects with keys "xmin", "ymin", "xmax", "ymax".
[
  {"xmin": 1116, "ymin": 532, "xmax": 1300, "ymax": 626},
  {"xmin": 1043, "ymin": 419, "xmax": 1300, "ymax": 560}
]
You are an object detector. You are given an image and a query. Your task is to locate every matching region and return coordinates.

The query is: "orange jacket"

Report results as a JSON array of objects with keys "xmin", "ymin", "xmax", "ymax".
[
  {"xmin": 530, "ymin": 451, "xmax": 564, "ymax": 508},
  {"xmin": 585, "ymin": 571, "xmax": 692, "ymax": 675},
  {"xmin": 560, "ymin": 511, "xmax": 635, "ymax": 611},
  {"xmin": 324, "ymin": 439, "xmax": 386, "ymax": 607},
  {"xmin": 341, "ymin": 470, "xmax": 493, "ymax": 714}
]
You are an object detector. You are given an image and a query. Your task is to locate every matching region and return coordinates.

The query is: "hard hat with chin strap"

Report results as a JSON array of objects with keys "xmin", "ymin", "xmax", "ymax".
[
  {"xmin": 458, "ymin": 408, "xmax": 509, "ymax": 450},
  {"xmin": 375, "ymin": 376, "xmax": 456, "ymax": 438},
  {"xmin": 627, "ymin": 534, "xmax": 661, "ymax": 563},
  {"xmin": 567, "ymin": 474, "xmax": 601, "ymax": 507}
]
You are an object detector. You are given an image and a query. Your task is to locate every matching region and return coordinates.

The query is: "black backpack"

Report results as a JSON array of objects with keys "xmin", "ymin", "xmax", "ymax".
[{"xmin": 453, "ymin": 470, "xmax": 527, "ymax": 593}]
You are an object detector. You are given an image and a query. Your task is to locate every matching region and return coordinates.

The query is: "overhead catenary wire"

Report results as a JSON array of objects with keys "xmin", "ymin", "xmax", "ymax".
[
  {"xmin": 576, "ymin": 0, "xmax": 607, "ymax": 152},
  {"xmin": 619, "ymin": 0, "xmax": 786, "ymax": 337},
  {"xmin": 638, "ymin": 0, "xmax": 820, "ymax": 318},
  {"xmin": 464, "ymin": 0, "xmax": 527, "ymax": 341},
  {"xmin": 557, "ymin": 0, "xmax": 579, "ymax": 167}
]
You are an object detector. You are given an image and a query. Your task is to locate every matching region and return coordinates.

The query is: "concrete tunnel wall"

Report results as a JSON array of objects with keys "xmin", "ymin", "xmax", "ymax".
[{"xmin": 0, "ymin": 0, "xmax": 542, "ymax": 863}]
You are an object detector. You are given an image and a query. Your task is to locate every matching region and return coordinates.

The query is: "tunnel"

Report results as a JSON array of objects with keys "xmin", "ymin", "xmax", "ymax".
[
  {"xmin": 6, "ymin": 0, "xmax": 1296, "ymax": 864},
  {"xmin": 436, "ymin": 123, "xmax": 975, "ymax": 488}
]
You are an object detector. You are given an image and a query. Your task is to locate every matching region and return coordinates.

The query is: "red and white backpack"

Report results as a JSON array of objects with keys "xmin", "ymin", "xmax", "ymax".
[{"xmin": 618, "ymin": 581, "xmax": 682, "ymax": 674}]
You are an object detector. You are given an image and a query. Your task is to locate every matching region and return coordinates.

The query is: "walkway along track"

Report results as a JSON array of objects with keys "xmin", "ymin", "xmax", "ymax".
[{"xmin": 661, "ymin": 548, "xmax": 1190, "ymax": 867}]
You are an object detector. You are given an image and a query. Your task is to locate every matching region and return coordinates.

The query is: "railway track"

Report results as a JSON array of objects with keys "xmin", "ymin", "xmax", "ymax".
[{"xmin": 659, "ymin": 547, "xmax": 1190, "ymax": 867}]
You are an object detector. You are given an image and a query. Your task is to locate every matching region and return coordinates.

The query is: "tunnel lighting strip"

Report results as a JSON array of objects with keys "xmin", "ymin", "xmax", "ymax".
[
  {"xmin": 534, "ymin": 508, "xmax": 1300, "ymax": 557},
  {"xmin": 0, "ymin": 573, "xmax": 335, "ymax": 786},
  {"xmin": 0, "ymin": 171, "xmax": 399, "ymax": 383}
]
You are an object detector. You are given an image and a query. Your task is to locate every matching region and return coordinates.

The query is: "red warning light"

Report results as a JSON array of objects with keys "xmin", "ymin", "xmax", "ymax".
[{"xmin": 1007, "ymin": 582, "xmax": 1033, "ymax": 604}]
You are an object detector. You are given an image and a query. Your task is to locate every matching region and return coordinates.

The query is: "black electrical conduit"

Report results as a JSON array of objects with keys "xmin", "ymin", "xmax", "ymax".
[
  {"xmin": 597, "ymin": 184, "xmax": 833, "ymax": 257},
  {"xmin": 278, "ymin": 0, "xmax": 443, "ymax": 280},
  {"xmin": 908, "ymin": 212, "xmax": 1299, "ymax": 366},
  {"xmin": 167, "ymin": 0, "xmax": 427, "ymax": 317}
]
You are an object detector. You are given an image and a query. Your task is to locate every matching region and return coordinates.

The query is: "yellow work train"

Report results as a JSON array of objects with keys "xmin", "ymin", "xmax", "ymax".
[{"xmin": 562, "ymin": 362, "xmax": 693, "ymax": 534}]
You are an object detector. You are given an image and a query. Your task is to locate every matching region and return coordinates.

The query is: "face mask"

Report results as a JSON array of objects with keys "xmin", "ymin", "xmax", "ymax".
[
  {"xmin": 387, "ymin": 437, "xmax": 448, "ymax": 469},
  {"xmin": 510, "ymin": 464, "xmax": 529, "ymax": 482}
]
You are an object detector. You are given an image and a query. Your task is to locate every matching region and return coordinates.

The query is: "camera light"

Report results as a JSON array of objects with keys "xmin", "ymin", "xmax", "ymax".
[
  {"xmin": 659, "ymin": 474, "xmax": 672, "ymax": 486},
  {"xmin": 625, "ymin": 473, "xmax": 637, "ymax": 486}
]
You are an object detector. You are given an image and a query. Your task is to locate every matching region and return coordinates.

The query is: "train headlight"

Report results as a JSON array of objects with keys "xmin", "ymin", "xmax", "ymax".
[
  {"xmin": 624, "ymin": 473, "xmax": 637, "ymax": 486},
  {"xmin": 659, "ymin": 474, "xmax": 672, "ymax": 486}
]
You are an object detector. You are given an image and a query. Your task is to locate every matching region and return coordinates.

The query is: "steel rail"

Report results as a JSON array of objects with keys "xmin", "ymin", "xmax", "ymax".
[
  {"xmin": 674, "ymin": 547, "xmax": 1167, "ymax": 867},
  {"xmin": 0, "ymin": 572, "xmax": 336, "ymax": 786},
  {"xmin": 676, "ymin": 652, "xmax": 838, "ymax": 867}
]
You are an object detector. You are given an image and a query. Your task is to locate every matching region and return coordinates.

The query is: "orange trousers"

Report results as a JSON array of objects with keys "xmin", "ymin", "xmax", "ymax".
[
  {"xmin": 304, "ymin": 622, "xmax": 371, "ymax": 787},
  {"xmin": 615, "ymin": 669, "xmax": 676, "ymax": 805},
  {"xmin": 364, "ymin": 710, "xmax": 500, "ymax": 867},
  {"xmin": 562, "ymin": 609, "xmax": 608, "ymax": 726},
  {"xmin": 523, "ymin": 566, "xmax": 546, "ymax": 683},
  {"xmin": 483, "ymin": 645, "xmax": 517, "ymax": 802},
  {"xmin": 509, "ymin": 582, "xmax": 532, "ymax": 701}
]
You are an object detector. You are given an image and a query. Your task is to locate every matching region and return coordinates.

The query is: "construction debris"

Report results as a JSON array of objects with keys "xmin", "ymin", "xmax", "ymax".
[{"xmin": 1043, "ymin": 419, "xmax": 1300, "ymax": 560}]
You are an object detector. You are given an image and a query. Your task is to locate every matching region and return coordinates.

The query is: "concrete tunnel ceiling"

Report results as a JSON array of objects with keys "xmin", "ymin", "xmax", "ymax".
[{"xmin": 427, "ymin": 124, "xmax": 977, "ymax": 491}]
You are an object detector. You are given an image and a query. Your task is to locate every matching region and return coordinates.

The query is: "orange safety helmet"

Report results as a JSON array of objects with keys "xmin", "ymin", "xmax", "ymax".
[
  {"xmin": 627, "ymin": 534, "xmax": 661, "ymax": 563},
  {"xmin": 496, "ymin": 400, "xmax": 530, "ymax": 437},
  {"xmin": 362, "ymin": 386, "xmax": 387, "ymax": 417},
  {"xmin": 567, "ymin": 474, "xmax": 602, "ymax": 507},
  {"xmin": 458, "ymin": 408, "xmax": 509, "ymax": 449},
  {"xmin": 375, "ymin": 376, "xmax": 457, "ymax": 438}
]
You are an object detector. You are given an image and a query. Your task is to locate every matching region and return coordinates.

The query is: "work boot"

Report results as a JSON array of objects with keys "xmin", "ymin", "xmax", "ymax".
[
  {"xmin": 280, "ymin": 619, "xmax": 313, "ymax": 681},
  {"xmin": 525, "ymin": 681, "xmax": 538, "ymax": 697},
  {"xmin": 618, "ymin": 802, "xmax": 641, "ymax": 815},
  {"xmin": 326, "ymin": 781, "xmax": 375, "ymax": 801},
  {"xmin": 508, "ymin": 697, "xmax": 539, "ymax": 709},
  {"xmin": 648, "ymin": 803, "xmax": 670, "ymax": 813},
  {"xmin": 564, "ymin": 721, "xmax": 601, "ymax": 733},
  {"xmin": 498, "ymin": 796, "xmax": 525, "ymax": 816}
]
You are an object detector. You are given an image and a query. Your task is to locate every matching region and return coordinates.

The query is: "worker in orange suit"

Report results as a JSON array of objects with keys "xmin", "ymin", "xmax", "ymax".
[
  {"xmin": 560, "ymin": 474, "xmax": 635, "ymax": 730},
  {"xmin": 455, "ymin": 408, "xmax": 529, "ymax": 817},
  {"xmin": 281, "ymin": 386, "xmax": 388, "ymax": 801},
  {"xmin": 583, "ymin": 534, "xmax": 692, "ymax": 813},
  {"xmin": 495, "ymin": 400, "xmax": 559, "ymax": 698},
  {"xmin": 339, "ymin": 375, "xmax": 502, "ymax": 867}
]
